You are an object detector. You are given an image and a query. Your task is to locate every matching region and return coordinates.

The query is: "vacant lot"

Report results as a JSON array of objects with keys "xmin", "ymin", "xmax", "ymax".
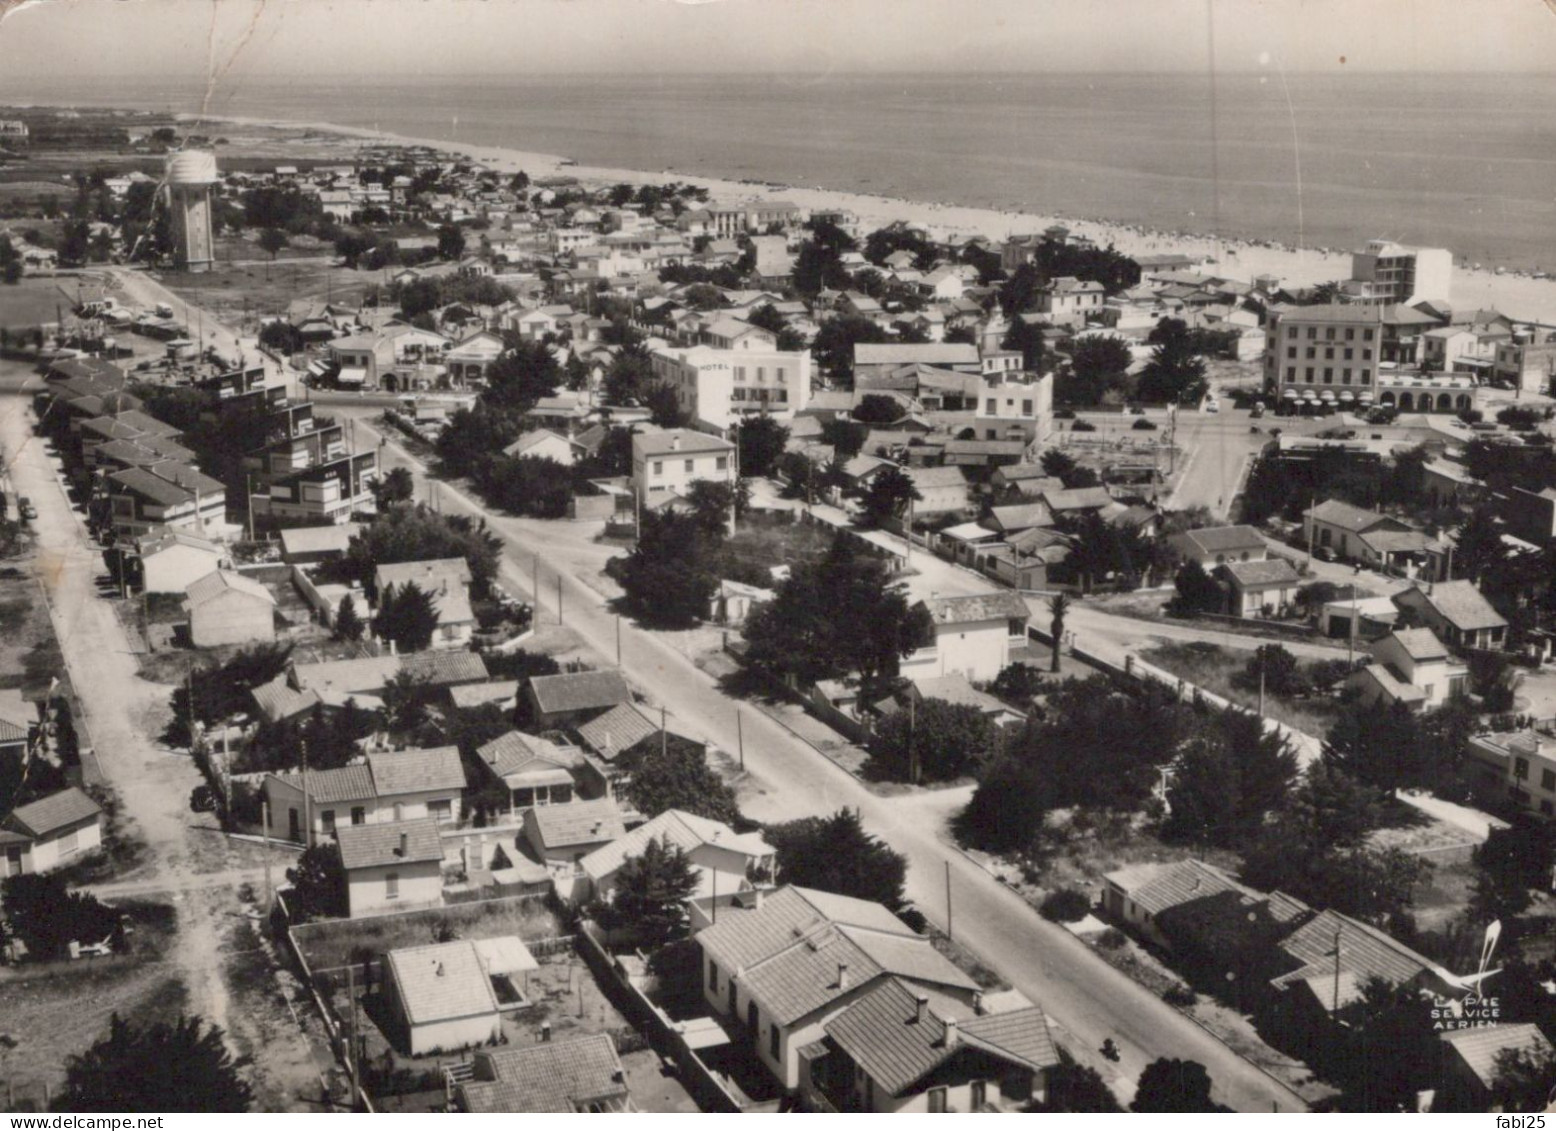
[
  {"xmin": 291, "ymin": 896, "xmax": 561, "ymax": 975},
  {"xmin": 0, "ymin": 276, "xmax": 72, "ymax": 330},
  {"xmin": 712, "ymin": 514, "xmax": 833, "ymax": 589},
  {"xmin": 0, "ymin": 901, "xmax": 180, "ymax": 1110},
  {"xmin": 1140, "ymin": 640, "xmax": 1344, "ymax": 738}
]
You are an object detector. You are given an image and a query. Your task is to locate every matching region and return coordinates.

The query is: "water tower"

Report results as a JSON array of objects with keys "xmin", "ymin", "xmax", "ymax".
[{"xmin": 165, "ymin": 150, "xmax": 218, "ymax": 272}]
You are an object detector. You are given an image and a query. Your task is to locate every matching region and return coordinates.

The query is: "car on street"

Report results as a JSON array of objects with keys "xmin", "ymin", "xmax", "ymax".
[{"xmin": 18, "ymin": 497, "xmax": 36, "ymax": 521}]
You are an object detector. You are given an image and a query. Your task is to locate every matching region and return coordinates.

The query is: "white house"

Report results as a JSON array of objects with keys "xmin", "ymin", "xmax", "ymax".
[
  {"xmin": 263, "ymin": 746, "xmax": 467, "ymax": 845},
  {"xmin": 650, "ymin": 345, "xmax": 812, "ymax": 432},
  {"xmin": 973, "ymin": 370, "xmax": 1053, "ymax": 446},
  {"xmin": 374, "ymin": 558, "xmax": 476, "ymax": 650},
  {"xmin": 335, "ymin": 817, "xmax": 445, "ymax": 918},
  {"xmin": 184, "ymin": 569, "xmax": 276, "ymax": 648},
  {"xmin": 503, "ymin": 428, "xmax": 581, "ymax": 466},
  {"xmin": 1, "ymin": 787, "xmax": 103, "ymax": 877},
  {"xmin": 136, "ymin": 531, "xmax": 224, "ymax": 594},
  {"xmin": 1348, "ymin": 627, "xmax": 1468, "ymax": 711},
  {"xmin": 631, "ymin": 428, "xmax": 736, "ymax": 507},
  {"xmin": 384, "ymin": 940, "xmax": 502, "ymax": 1055},
  {"xmin": 577, "ymin": 809, "xmax": 774, "ymax": 905},
  {"xmin": 901, "ymin": 593, "xmax": 1031, "ymax": 684}
]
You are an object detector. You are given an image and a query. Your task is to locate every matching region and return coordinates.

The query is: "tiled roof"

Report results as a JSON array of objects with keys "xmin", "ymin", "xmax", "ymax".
[
  {"xmin": 579, "ymin": 810, "xmax": 771, "ymax": 883},
  {"xmin": 1172, "ymin": 525, "xmax": 1267, "ymax": 555},
  {"xmin": 185, "ymin": 570, "xmax": 275, "ymax": 608},
  {"xmin": 1105, "ymin": 859, "xmax": 1253, "ymax": 917},
  {"xmin": 1220, "ymin": 557, "xmax": 1300, "ymax": 589},
  {"xmin": 4, "ymin": 787, "xmax": 101, "ymax": 838},
  {"xmin": 0, "ymin": 690, "xmax": 32, "ymax": 743},
  {"xmin": 1441, "ymin": 1022, "xmax": 1553, "ymax": 1090},
  {"xmin": 398, "ymin": 650, "xmax": 490, "ymax": 687},
  {"xmin": 108, "ymin": 466, "xmax": 193, "ymax": 507},
  {"xmin": 1305, "ymin": 499, "xmax": 1390, "ymax": 533},
  {"xmin": 374, "ymin": 557, "xmax": 472, "ymax": 594},
  {"xmin": 987, "ymin": 503, "xmax": 1053, "ymax": 533},
  {"xmin": 1043, "ymin": 486, "xmax": 1114, "ymax": 512},
  {"xmin": 527, "ymin": 799, "xmax": 627, "ymax": 849},
  {"xmin": 904, "ymin": 465, "xmax": 970, "ymax": 490},
  {"xmin": 632, "ymin": 429, "xmax": 734, "ymax": 458},
  {"xmin": 137, "ymin": 530, "xmax": 220, "ymax": 558},
  {"xmin": 1358, "ymin": 663, "xmax": 1427, "ymax": 704},
  {"xmin": 909, "ymin": 674, "xmax": 1013, "ymax": 717},
  {"xmin": 273, "ymin": 763, "xmax": 377, "ymax": 805},
  {"xmin": 457, "ymin": 1036, "xmax": 629, "ymax": 1113},
  {"xmin": 476, "ymin": 730, "xmax": 585, "ymax": 780},
  {"xmin": 292, "ymin": 655, "xmax": 400, "ymax": 696},
  {"xmin": 386, "ymin": 940, "xmax": 499, "ymax": 1025},
  {"xmin": 279, "ymin": 523, "xmax": 360, "ymax": 558},
  {"xmin": 528, "ymin": 669, "xmax": 632, "ymax": 716},
  {"xmin": 250, "ymin": 674, "xmax": 321, "ymax": 723},
  {"xmin": 1399, "ymin": 580, "xmax": 1508, "ymax": 632},
  {"xmin": 336, "ymin": 816, "xmax": 443, "ymax": 871},
  {"xmin": 1391, "ymin": 627, "xmax": 1448, "ymax": 662},
  {"xmin": 824, "ymin": 979, "xmax": 1058, "ymax": 1098},
  {"xmin": 366, "ymin": 746, "xmax": 465, "ymax": 796},
  {"xmin": 1272, "ymin": 909, "xmax": 1446, "ymax": 996},
  {"xmin": 920, "ymin": 592, "xmax": 1030, "ymax": 627},
  {"xmin": 854, "ymin": 343, "xmax": 978, "ymax": 366},
  {"xmin": 574, "ymin": 702, "xmax": 659, "ymax": 759}
]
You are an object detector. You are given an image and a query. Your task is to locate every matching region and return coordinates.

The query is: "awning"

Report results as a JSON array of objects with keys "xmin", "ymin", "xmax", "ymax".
[
  {"xmin": 1357, "ymin": 391, "xmax": 1375, "ymax": 402},
  {"xmin": 1338, "ymin": 390, "xmax": 1355, "ymax": 401},
  {"xmin": 505, "ymin": 766, "xmax": 576, "ymax": 789},
  {"xmin": 1302, "ymin": 390, "xmax": 1318, "ymax": 400},
  {"xmin": 1318, "ymin": 390, "xmax": 1335, "ymax": 401},
  {"xmin": 1282, "ymin": 388, "xmax": 1299, "ymax": 399},
  {"xmin": 336, "ymin": 367, "xmax": 367, "ymax": 385}
]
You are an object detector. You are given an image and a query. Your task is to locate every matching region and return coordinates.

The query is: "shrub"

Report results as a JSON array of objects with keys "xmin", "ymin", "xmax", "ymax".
[
  {"xmin": 1072, "ymin": 420, "xmax": 1097, "ymax": 433},
  {"xmin": 1162, "ymin": 984, "xmax": 1197, "ymax": 1007},
  {"xmin": 1095, "ymin": 927, "xmax": 1128, "ymax": 950},
  {"xmin": 1039, "ymin": 888, "xmax": 1092, "ymax": 923},
  {"xmin": 1132, "ymin": 418, "xmax": 1158, "ymax": 431}
]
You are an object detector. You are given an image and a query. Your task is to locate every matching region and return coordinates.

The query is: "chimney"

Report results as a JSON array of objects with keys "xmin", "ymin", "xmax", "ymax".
[
  {"xmin": 943, "ymin": 1017, "xmax": 959, "ymax": 1047},
  {"xmin": 837, "ymin": 962, "xmax": 849, "ymax": 991},
  {"xmin": 753, "ymin": 887, "xmax": 764, "ymax": 911},
  {"xmin": 972, "ymin": 990, "xmax": 984, "ymax": 1016},
  {"xmin": 398, "ymin": 831, "xmax": 408, "ymax": 857},
  {"xmin": 914, "ymin": 995, "xmax": 929, "ymax": 1024},
  {"xmin": 670, "ymin": 433, "xmax": 681, "ymax": 451}
]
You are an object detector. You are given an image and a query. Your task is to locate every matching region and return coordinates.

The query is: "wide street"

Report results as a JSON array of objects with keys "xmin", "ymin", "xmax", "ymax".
[{"xmin": 340, "ymin": 408, "xmax": 1307, "ymax": 1111}]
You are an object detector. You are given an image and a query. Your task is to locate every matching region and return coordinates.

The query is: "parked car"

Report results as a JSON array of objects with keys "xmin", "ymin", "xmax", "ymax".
[
  {"xmin": 18, "ymin": 497, "xmax": 36, "ymax": 521},
  {"xmin": 1132, "ymin": 418, "xmax": 1158, "ymax": 431}
]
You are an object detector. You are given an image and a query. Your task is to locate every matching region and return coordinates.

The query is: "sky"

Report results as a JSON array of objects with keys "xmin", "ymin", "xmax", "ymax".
[{"xmin": 1, "ymin": 0, "xmax": 1554, "ymax": 78}]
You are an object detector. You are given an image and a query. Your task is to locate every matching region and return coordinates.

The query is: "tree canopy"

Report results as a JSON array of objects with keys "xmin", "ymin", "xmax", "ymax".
[
  {"xmin": 618, "ymin": 734, "xmax": 742, "ymax": 826},
  {"xmin": 58, "ymin": 1013, "xmax": 253, "ymax": 1113},
  {"xmin": 596, "ymin": 835, "xmax": 701, "ymax": 946},
  {"xmin": 869, "ymin": 696, "xmax": 996, "ymax": 783},
  {"xmin": 617, "ymin": 509, "xmax": 719, "ymax": 627},
  {"xmin": 373, "ymin": 581, "xmax": 440, "ymax": 653},
  {"xmin": 767, "ymin": 808, "xmax": 907, "ymax": 910}
]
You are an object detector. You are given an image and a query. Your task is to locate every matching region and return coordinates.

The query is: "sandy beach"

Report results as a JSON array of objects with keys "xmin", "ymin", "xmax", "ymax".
[{"xmin": 195, "ymin": 111, "xmax": 1556, "ymax": 324}]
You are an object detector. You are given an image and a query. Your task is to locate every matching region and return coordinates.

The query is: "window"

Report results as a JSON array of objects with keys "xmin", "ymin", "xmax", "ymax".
[
  {"xmin": 60, "ymin": 828, "xmax": 79, "ymax": 856},
  {"xmin": 385, "ymin": 873, "xmax": 400, "ymax": 900},
  {"xmin": 1342, "ymin": 370, "xmax": 1351, "ymax": 384},
  {"xmin": 1287, "ymin": 326, "xmax": 1297, "ymax": 339},
  {"xmin": 1287, "ymin": 346, "xmax": 1296, "ymax": 359},
  {"xmin": 653, "ymin": 460, "xmax": 663, "ymax": 476},
  {"xmin": 769, "ymin": 1023, "xmax": 779, "ymax": 1060},
  {"xmin": 928, "ymin": 1087, "xmax": 948, "ymax": 1113},
  {"xmin": 1306, "ymin": 347, "xmax": 1316, "ymax": 360},
  {"xmin": 552, "ymin": 783, "xmax": 574, "ymax": 804},
  {"xmin": 428, "ymin": 798, "xmax": 452, "ymax": 822},
  {"xmin": 1323, "ymin": 368, "xmax": 1333, "ymax": 384},
  {"xmin": 321, "ymin": 810, "xmax": 336, "ymax": 835},
  {"xmin": 1325, "ymin": 348, "xmax": 1334, "ymax": 361},
  {"xmin": 1516, "ymin": 757, "xmax": 1530, "ymax": 781},
  {"xmin": 1344, "ymin": 348, "xmax": 1354, "ymax": 360},
  {"xmin": 514, "ymin": 787, "xmax": 535, "ymax": 808},
  {"xmin": 1305, "ymin": 368, "xmax": 1314, "ymax": 383},
  {"xmin": 1543, "ymin": 770, "xmax": 1556, "ymax": 792},
  {"xmin": 1326, "ymin": 328, "xmax": 1336, "ymax": 341},
  {"xmin": 716, "ymin": 456, "xmax": 729, "ymax": 472},
  {"xmin": 1021, "ymin": 399, "xmax": 1033, "ymax": 415},
  {"xmin": 970, "ymin": 1081, "xmax": 987, "ymax": 1110},
  {"xmin": 1286, "ymin": 367, "xmax": 1295, "ymax": 381},
  {"xmin": 708, "ymin": 961, "xmax": 719, "ymax": 992},
  {"xmin": 1345, "ymin": 327, "xmax": 1355, "ymax": 341},
  {"xmin": 393, "ymin": 802, "xmax": 404, "ymax": 821},
  {"xmin": 1362, "ymin": 348, "xmax": 1373, "ymax": 361},
  {"xmin": 1307, "ymin": 327, "xmax": 1317, "ymax": 340},
  {"xmin": 351, "ymin": 807, "xmax": 365, "ymax": 826},
  {"xmin": 1364, "ymin": 329, "xmax": 1375, "ymax": 342},
  {"xmin": 985, "ymin": 398, "xmax": 997, "ymax": 414}
]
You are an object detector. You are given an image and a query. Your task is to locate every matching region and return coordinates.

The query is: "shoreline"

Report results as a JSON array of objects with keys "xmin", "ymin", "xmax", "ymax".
[{"xmin": 179, "ymin": 108, "xmax": 1556, "ymax": 323}]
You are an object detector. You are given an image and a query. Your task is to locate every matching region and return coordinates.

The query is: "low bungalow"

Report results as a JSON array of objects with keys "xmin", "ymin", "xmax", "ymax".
[
  {"xmin": 263, "ymin": 746, "xmax": 467, "ymax": 845},
  {"xmin": 578, "ymin": 808, "xmax": 774, "ymax": 905},
  {"xmin": 525, "ymin": 669, "xmax": 633, "ymax": 729},
  {"xmin": 1216, "ymin": 557, "xmax": 1301, "ymax": 618},
  {"xmin": 1268, "ymin": 908, "xmax": 1459, "ymax": 1023},
  {"xmin": 454, "ymin": 1035, "xmax": 634, "ymax": 1113},
  {"xmin": 279, "ymin": 522, "xmax": 360, "ymax": 566},
  {"xmin": 1347, "ymin": 627, "xmax": 1467, "ymax": 711},
  {"xmin": 1, "ymin": 787, "xmax": 103, "ymax": 877},
  {"xmin": 384, "ymin": 939, "xmax": 502, "ymax": 1056},
  {"xmin": 135, "ymin": 531, "xmax": 224, "ymax": 594},
  {"xmin": 905, "ymin": 675, "xmax": 1026, "ymax": 729},
  {"xmin": 1439, "ymin": 1023, "xmax": 1554, "ymax": 1110},
  {"xmin": 1166, "ymin": 525, "xmax": 1267, "ymax": 568},
  {"xmin": 503, "ymin": 428, "xmax": 582, "ymax": 466},
  {"xmin": 474, "ymin": 729, "xmax": 609, "ymax": 814},
  {"xmin": 902, "ymin": 592, "xmax": 1032, "ymax": 685},
  {"xmin": 336, "ymin": 817, "xmax": 445, "ymax": 918},
  {"xmin": 521, "ymin": 798, "xmax": 628, "ymax": 897}
]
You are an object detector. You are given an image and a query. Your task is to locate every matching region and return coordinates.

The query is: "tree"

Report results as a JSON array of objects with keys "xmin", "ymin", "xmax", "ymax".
[
  {"xmin": 344, "ymin": 505, "xmax": 502, "ymax": 598},
  {"xmin": 1131, "ymin": 1058, "xmax": 1214, "ymax": 1113},
  {"xmin": 1041, "ymin": 1055, "xmax": 1123, "ymax": 1113},
  {"xmin": 990, "ymin": 662, "xmax": 1045, "ymax": 708},
  {"xmin": 256, "ymin": 226, "xmax": 287, "ymax": 277},
  {"xmin": 1469, "ymin": 824, "xmax": 1550, "ymax": 927},
  {"xmin": 767, "ymin": 809, "xmax": 907, "ymax": 909},
  {"xmin": 373, "ymin": 581, "xmax": 440, "ymax": 653},
  {"xmin": 1047, "ymin": 593, "xmax": 1070, "ymax": 673},
  {"xmin": 737, "ymin": 415, "xmax": 790, "ymax": 478},
  {"xmin": 58, "ymin": 1013, "xmax": 252, "ymax": 1113},
  {"xmin": 333, "ymin": 593, "xmax": 364, "ymax": 643},
  {"xmin": 820, "ymin": 417, "xmax": 867, "ymax": 461},
  {"xmin": 1172, "ymin": 560, "xmax": 1223, "ymax": 615},
  {"xmin": 854, "ymin": 393, "xmax": 905, "ymax": 425},
  {"xmin": 1323, "ymin": 699, "xmax": 1437, "ymax": 792},
  {"xmin": 619, "ymin": 734, "xmax": 742, "ymax": 825},
  {"xmin": 598, "ymin": 835, "xmax": 701, "ymax": 946},
  {"xmin": 1002, "ymin": 317, "xmax": 1047, "ymax": 371},
  {"xmin": 1063, "ymin": 336, "xmax": 1132, "ymax": 405},
  {"xmin": 1136, "ymin": 319, "xmax": 1208, "ymax": 405},
  {"xmin": 859, "ymin": 464, "xmax": 921, "ymax": 529},
  {"xmin": 743, "ymin": 534, "xmax": 933, "ymax": 698},
  {"xmin": 1453, "ymin": 507, "xmax": 1508, "ymax": 586},
  {"xmin": 285, "ymin": 842, "xmax": 346, "ymax": 922},
  {"xmin": 792, "ymin": 218, "xmax": 856, "ymax": 295},
  {"xmin": 1163, "ymin": 707, "xmax": 1298, "ymax": 849},
  {"xmin": 1237, "ymin": 643, "xmax": 1306, "ymax": 700},
  {"xmin": 484, "ymin": 338, "xmax": 562, "ymax": 414},
  {"xmin": 374, "ymin": 465, "xmax": 415, "ymax": 508},
  {"xmin": 437, "ymin": 222, "xmax": 465, "ymax": 261},
  {"xmin": 684, "ymin": 477, "xmax": 747, "ymax": 538},
  {"xmin": 618, "ymin": 509, "xmax": 718, "ymax": 627},
  {"xmin": 870, "ymin": 697, "xmax": 996, "ymax": 783},
  {"xmin": 1489, "ymin": 1043, "xmax": 1556, "ymax": 1113},
  {"xmin": 810, "ymin": 314, "xmax": 887, "ymax": 384},
  {"xmin": 1, "ymin": 873, "xmax": 119, "ymax": 960}
]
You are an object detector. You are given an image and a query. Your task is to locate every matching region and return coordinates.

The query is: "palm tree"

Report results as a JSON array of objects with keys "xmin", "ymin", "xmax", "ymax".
[{"xmin": 1049, "ymin": 592, "xmax": 1071, "ymax": 674}]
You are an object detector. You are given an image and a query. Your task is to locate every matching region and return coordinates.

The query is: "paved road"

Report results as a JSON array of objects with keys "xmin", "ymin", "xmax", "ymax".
[{"xmin": 345, "ymin": 410, "xmax": 1307, "ymax": 1112}]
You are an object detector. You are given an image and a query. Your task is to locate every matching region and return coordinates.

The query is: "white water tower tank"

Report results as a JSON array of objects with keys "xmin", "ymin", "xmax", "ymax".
[{"xmin": 165, "ymin": 150, "xmax": 218, "ymax": 272}]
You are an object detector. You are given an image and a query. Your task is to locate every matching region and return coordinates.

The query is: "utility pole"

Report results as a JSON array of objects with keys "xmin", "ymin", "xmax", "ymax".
[
  {"xmin": 1258, "ymin": 657, "xmax": 1266, "ymax": 717},
  {"xmin": 261, "ymin": 798, "xmax": 273, "ymax": 906},
  {"xmin": 556, "ymin": 575, "xmax": 563, "ymax": 625},
  {"xmin": 615, "ymin": 615, "xmax": 622, "ymax": 666},
  {"xmin": 301, "ymin": 737, "xmax": 312, "ymax": 849},
  {"xmin": 1306, "ymin": 493, "xmax": 1316, "ymax": 569},
  {"xmin": 347, "ymin": 963, "xmax": 361, "ymax": 1104},
  {"xmin": 246, "ymin": 472, "xmax": 256, "ymax": 542},
  {"xmin": 736, "ymin": 708, "xmax": 744, "ymax": 770},
  {"xmin": 908, "ymin": 696, "xmax": 918, "ymax": 785},
  {"xmin": 1331, "ymin": 925, "xmax": 1343, "ymax": 1018},
  {"xmin": 945, "ymin": 860, "xmax": 953, "ymax": 941},
  {"xmin": 661, "ymin": 705, "xmax": 668, "ymax": 760},
  {"xmin": 533, "ymin": 553, "xmax": 540, "ymax": 607}
]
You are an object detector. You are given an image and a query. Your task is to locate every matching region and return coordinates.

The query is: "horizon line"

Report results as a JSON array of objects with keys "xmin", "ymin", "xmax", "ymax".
[{"xmin": 3, "ymin": 67, "xmax": 1555, "ymax": 81}]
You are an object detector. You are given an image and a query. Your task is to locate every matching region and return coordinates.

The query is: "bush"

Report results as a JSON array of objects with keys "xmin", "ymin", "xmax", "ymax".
[
  {"xmin": 1095, "ymin": 927, "xmax": 1127, "ymax": 950},
  {"xmin": 1039, "ymin": 888, "xmax": 1092, "ymax": 923},
  {"xmin": 1162, "ymin": 984, "xmax": 1197, "ymax": 1007},
  {"xmin": 1071, "ymin": 420, "xmax": 1097, "ymax": 432}
]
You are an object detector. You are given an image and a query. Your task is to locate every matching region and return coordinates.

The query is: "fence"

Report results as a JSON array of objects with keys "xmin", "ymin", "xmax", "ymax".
[{"xmin": 573, "ymin": 922, "xmax": 744, "ymax": 1113}]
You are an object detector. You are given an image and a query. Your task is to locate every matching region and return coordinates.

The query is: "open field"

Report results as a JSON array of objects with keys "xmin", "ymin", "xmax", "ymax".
[
  {"xmin": 1140, "ymin": 640, "xmax": 1345, "ymax": 739},
  {"xmin": 0, "ymin": 276, "xmax": 73, "ymax": 329}
]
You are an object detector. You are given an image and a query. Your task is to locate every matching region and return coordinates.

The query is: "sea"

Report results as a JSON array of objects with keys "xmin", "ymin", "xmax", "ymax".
[{"xmin": 4, "ymin": 71, "xmax": 1556, "ymax": 271}]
